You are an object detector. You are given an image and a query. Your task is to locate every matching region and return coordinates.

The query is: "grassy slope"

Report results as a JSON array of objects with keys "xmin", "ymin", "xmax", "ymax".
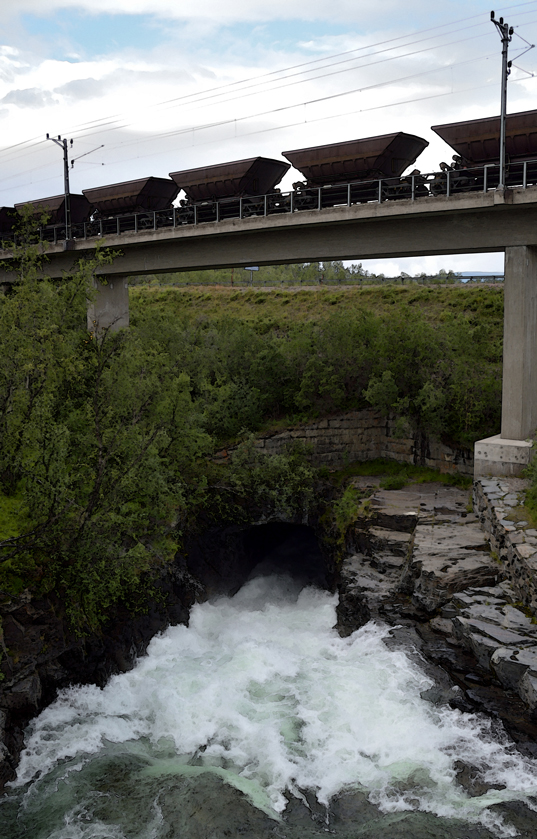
[
  {"xmin": 130, "ymin": 283, "xmax": 504, "ymax": 331},
  {"xmin": 130, "ymin": 282, "xmax": 504, "ymax": 444}
]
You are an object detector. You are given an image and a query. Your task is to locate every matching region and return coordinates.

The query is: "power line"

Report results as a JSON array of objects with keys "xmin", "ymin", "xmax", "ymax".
[
  {"xmin": 0, "ymin": 66, "xmax": 504, "ymax": 197},
  {"xmin": 69, "ymin": 50, "xmax": 500, "ymax": 151},
  {"xmin": 68, "ymin": 0, "xmax": 537, "ymax": 120},
  {"xmin": 60, "ymin": 20, "xmax": 505, "ymax": 141},
  {"xmin": 37, "ymin": 31, "xmax": 505, "ymax": 153},
  {"xmin": 2, "ymin": 3, "xmax": 535, "ymax": 161},
  {"xmin": 0, "ymin": 4, "xmax": 536, "ymax": 194}
]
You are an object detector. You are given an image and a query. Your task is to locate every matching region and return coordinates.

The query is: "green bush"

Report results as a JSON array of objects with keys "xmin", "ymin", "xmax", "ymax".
[{"xmin": 0, "ymin": 242, "xmax": 209, "ymax": 630}]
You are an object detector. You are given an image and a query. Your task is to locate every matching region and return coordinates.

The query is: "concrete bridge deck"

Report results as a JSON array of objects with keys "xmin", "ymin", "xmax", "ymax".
[{"xmin": 2, "ymin": 186, "xmax": 537, "ymax": 280}]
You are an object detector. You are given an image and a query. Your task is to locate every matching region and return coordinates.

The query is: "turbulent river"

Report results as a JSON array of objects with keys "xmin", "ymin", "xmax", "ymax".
[{"xmin": 2, "ymin": 575, "xmax": 537, "ymax": 839}]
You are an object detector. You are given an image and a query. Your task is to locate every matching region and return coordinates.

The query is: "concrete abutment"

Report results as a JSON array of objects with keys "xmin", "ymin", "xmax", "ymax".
[
  {"xmin": 86, "ymin": 277, "xmax": 129, "ymax": 333},
  {"xmin": 474, "ymin": 245, "xmax": 537, "ymax": 477}
]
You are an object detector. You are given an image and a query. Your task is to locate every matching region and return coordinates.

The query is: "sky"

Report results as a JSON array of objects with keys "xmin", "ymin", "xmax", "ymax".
[{"xmin": 1, "ymin": 0, "xmax": 537, "ymax": 275}]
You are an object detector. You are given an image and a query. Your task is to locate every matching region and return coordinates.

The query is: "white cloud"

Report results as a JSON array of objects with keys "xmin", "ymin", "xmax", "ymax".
[
  {"xmin": 360, "ymin": 254, "xmax": 505, "ymax": 276},
  {"xmin": 6, "ymin": 0, "xmax": 429, "ymax": 24},
  {"xmin": 54, "ymin": 77, "xmax": 106, "ymax": 100},
  {"xmin": 0, "ymin": 0, "xmax": 535, "ymax": 274},
  {"xmin": 1, "ymin": 87, "xmax": 56, "ymax": 108}
]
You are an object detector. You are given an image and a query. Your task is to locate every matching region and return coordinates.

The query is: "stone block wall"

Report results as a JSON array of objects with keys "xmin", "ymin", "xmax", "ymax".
[
  {"xmin": 473, "ymin": 478, "xmax": 537, "ymax": 612},
  {"xmin": 253, "ymin": 409, "xmax": 473, "ymax": 475}
]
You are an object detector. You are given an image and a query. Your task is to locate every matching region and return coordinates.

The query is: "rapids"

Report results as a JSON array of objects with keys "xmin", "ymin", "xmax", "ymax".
[{"xmin": 2, "ymin": 575, "xmax": 537, "ymax": 838}]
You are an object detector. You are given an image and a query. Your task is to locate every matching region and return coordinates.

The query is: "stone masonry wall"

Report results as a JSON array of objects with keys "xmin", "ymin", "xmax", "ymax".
[
  {"xmin": 253, "ymin": 409, "xmax": 473, "ymax": 475},
  {"xmin": 473, "ymin": 477, "xmax": 537, "ymax": 612}
]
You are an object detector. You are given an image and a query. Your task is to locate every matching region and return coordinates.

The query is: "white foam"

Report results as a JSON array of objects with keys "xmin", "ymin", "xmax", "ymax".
[{"xmin": 12, "ymin": 575, "xmax": 537, "ymax": 834}]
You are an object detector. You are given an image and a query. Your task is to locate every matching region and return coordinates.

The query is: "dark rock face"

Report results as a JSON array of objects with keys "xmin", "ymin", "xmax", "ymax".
[
  {"xmin": 0, "ymin": 564, "xmax": 201, "ymax": 788},
  {"xmin": 336, "ymin": 587, "xmax": 371, "ymax": 637}
]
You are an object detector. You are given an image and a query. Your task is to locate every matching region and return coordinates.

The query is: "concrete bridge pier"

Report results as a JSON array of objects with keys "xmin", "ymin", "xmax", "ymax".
[
  {"xmin": 86, "ymin": 277, "xmax": 129, "ymax": 334},
  {"xmin": 474, "ymin": 245, "xmax": 537, "ymax": 477}
]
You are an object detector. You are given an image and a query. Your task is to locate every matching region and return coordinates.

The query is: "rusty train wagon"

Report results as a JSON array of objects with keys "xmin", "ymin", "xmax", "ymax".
[
  {"xmin": 82, "ymin": 177, "xmax": 179, "ymax": 235},
  {"xmin": 431, "ymin": 109, "xmax": 537, "ymax": 193},
  {"xmin": 5, "ymin": 113, "xmax": 537, "ymax": 243},
  {"xmin": 170, "ymin": 157, "xmax": 290, "ymax": 223},
  {"xmin": 13, "ymin": 194, "xmax": 91, "ymax": 241},
  {"xmin": 282, "ymin": 132, "xmax": 430, "ymax": 208}
]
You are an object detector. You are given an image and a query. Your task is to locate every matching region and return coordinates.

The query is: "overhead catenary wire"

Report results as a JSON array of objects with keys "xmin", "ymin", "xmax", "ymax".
[
  {"xmin": 1, "ymin": 2, "xmax": 535, "ymax": 162},
  {"xmin": 0, "ymin": 47, "xmax": 497, "ymax": 192},
  {"xmin": 45, "ymin": 14, "xmax": 536, "ymax": 144},
  {"xmin": 0, "ymin": 74, "xmax": 504, "ymax": 196},
  {"xmin": 0, "ymin": 3, "xmax": 536, "ymax": 195},
  {"xmin": 52, "ymin": 49, "xmax": 503, "ymax": 154},
  {"xmin": 55, "ymin": 0, "xmax": 537, "ymax": 124},
  {"xmin": 22, "ymin": 30, "xmax": 515, "ymax": 155}
]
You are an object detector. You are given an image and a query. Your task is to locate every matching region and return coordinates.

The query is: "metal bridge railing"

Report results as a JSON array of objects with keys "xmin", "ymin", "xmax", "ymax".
[{"xmin": 4, "ymin": 158, "xmax": 537, "ymax": 247}]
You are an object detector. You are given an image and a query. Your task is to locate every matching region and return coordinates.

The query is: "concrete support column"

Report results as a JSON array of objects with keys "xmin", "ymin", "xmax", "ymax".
[
  {"xmin": 474, "ymin": 246, "xmax": 537, "ymax": 476},
  {"xmin": 501, "ymin": 245, "xmax": 537, "ymax": 440},
  {"xmin": 86, "ymin": 277, "xmax": 129, "ymax": 334}
]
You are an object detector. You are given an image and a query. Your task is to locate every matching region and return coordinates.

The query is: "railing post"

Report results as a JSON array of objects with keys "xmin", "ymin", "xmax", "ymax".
[
  {"xmin": 134, "ymin": 213, "xmax": 138, "ymax": 234},
  {"xmin": 290, "ymin": 191, "xmax": 294, "ymax": 213},
  {"xmin": 264, "ymin": 195, "xmax": 267, "ymax": 216},
  {"xmin": 216, "ymin": 201, "xmax": 220, "ymax": 223},
  {"xmin": 446, "ymin": 170, "xmax": 451, "ymax": 198},
  {"xmin": 194, "ymin": 204, "xmax": 197, "ymax": 225},
  {"xmin": 153, "ymin": 211, "xmax": 157, "ymax": 230},
  {"xmin": 483, "ymin": 166, "xmax": 488, "ymax": 193},
  {"xmin": 239, "ymin": 197, "xmax": 243, "ymax": 219},
  {"xmin": 347, "ymin": 183, "xmax": 351, "ymax": 206},
  {"xmin": 318, "ymin": 187, "xmax": 322, "ymax": 210},
  {"xmin": 378, "ymin": 179, "xmax": 382, "ymax": 202},
  {"xmin": 116, "ymin": 217, "xmax": 120, "ymax": 236},
  {"xmin": 411, "ymin": 175, "xmax": 415, "ymax": 201},
  {"xmin": 100, "ymin": 220, "xmax": 103, "ymax": 237},
  {"xmin": 173, "ymin": 207, "xmax": 177, "ymax": 227},
  {"xmin": 524, "ymin": 161, "xmax": 528, "ymax": 189}
]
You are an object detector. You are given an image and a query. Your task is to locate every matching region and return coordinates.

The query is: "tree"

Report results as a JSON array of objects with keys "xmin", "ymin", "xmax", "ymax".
[{"xmin": 0, "ymin": 236, "xmax": 209, "ymax": 630}]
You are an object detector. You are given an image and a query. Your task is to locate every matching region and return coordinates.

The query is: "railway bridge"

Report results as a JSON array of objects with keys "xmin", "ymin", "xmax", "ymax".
[{"xmin": 2, "ymin": 184, "xmax": 537, "ymax": 479}]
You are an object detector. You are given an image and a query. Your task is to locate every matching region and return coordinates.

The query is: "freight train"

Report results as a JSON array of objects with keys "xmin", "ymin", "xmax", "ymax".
[{"xmin": 3, "ymin": 109, "xmax": 537, "ymax": 243}]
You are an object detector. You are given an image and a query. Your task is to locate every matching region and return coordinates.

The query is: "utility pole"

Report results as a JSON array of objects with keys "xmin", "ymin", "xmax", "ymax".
[
  {"xmin": 46, "ymin": 133, "xmax": 73, "ymax": 240},
  {"xmin": 491, "ymin": 11, "xmax": 513, "ymax": 189}
]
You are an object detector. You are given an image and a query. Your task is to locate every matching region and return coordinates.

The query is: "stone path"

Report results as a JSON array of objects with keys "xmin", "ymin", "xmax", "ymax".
[{"xmin": 337, "ymin": 480, "xmax": 537, "ymax": 715}]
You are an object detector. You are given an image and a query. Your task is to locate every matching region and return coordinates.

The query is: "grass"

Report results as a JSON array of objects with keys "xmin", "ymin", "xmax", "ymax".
[
  {"xmin": 0, "ymin": 487, "xmax": 30, "ymax": 541},
  {"xmin": 504, "ymin": 503, "xmax": 537, "ymax": 530},
  {"xmin": 330, "ymin": 458, "xmax": 473, "ymax": 490},
  {"xmin": 130, "ymin": 283, "xmax": 504, "ymax": 330},
  {"xmin": 0, "ymin": 488, "xmax": 33, "ymax": 597}
]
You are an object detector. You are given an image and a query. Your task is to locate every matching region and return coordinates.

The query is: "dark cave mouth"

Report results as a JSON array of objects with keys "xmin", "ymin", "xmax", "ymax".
[{"xmin": 241, "ymin": 522, "xmax": 330, "ymax": 590}]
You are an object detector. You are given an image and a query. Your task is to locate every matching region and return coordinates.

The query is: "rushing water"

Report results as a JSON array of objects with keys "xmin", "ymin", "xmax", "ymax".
[{"xmin": 2, "ymin": 575, "xmax": 537, "ymax": 839}]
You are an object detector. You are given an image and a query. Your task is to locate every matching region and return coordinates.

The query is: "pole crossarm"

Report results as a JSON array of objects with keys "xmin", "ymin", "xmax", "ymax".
[
  {"xmin": 46, "ymin": 133, "xmax": 73, "ymax": 242},
  {"xmin": 490, "ymin": 11, "xmax": 513, "ymax": 190}
]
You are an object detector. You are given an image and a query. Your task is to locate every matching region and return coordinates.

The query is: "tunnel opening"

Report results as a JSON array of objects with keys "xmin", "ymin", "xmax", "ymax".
[
  {"xmin": 242, "ymin": 522, "xmax": 330, "ymax": 590},
  {"xmin": 184, "ymin": 520, "xmax": 332, "ymax": 599}
]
